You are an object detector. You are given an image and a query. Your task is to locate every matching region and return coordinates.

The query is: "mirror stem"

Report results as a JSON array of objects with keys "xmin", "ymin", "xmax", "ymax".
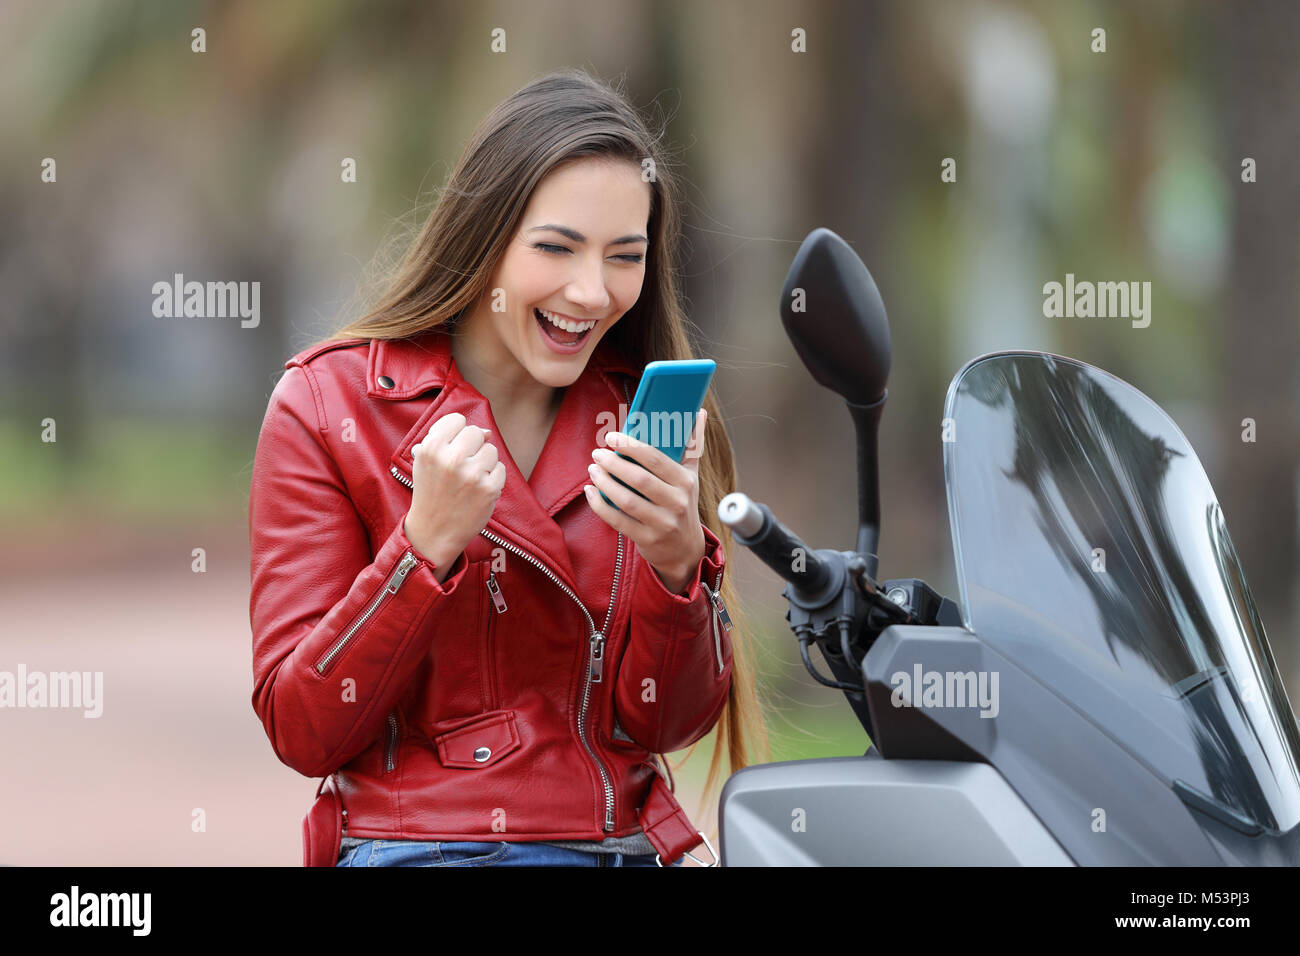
[{"xmin": 846, "ymin": 391, "xmax": 886, "ymax": 578}]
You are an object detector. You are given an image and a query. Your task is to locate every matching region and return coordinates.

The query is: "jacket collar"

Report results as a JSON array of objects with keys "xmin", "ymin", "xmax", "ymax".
[{"xmin": 378, "ymin": 327, "xmax": 640, "ymax": 589}]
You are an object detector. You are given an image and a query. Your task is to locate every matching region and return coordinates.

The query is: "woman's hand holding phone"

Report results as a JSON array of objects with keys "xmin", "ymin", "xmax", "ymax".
[
  {"xmin": 584, "ymin": 408, "xmax": 708, "ymax": 595},
  {"xmin": 404, "ymin": 412, "xmax": 507, "ymax": 582}
]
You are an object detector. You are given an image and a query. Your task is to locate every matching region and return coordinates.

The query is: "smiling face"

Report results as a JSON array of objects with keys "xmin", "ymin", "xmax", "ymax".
[{"xmin": 458, "ymin": 156, "xmax": 652, "ymax": 391}]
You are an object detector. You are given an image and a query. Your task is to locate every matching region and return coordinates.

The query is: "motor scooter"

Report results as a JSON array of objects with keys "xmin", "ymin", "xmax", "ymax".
[{"xmin": 717, "ymin": 228, "xmax": 1300, "ymax": 865}]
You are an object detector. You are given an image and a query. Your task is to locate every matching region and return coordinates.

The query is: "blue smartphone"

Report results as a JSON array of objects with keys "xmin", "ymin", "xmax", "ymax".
[{"xmin": 599, "ymin": 359, "xmax": 716, "ymax": 512}]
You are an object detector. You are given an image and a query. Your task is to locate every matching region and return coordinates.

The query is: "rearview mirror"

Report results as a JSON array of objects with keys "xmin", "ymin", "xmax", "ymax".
[{"xmin": 780, "ymin": 227, "xmax": 892, "ymax": 406}]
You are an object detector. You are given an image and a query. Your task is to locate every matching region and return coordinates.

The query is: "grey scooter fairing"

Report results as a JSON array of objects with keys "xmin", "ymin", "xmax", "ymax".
[
  {"xmin": 720, "ymin": 351, "xmax": 1300, "ymax": 866},
  {"xmin": 720, "ymin": 753, "xmax": 1073, "ymax": 866}
]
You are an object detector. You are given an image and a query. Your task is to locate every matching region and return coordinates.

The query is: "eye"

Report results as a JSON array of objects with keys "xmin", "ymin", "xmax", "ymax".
[{"xmin": 535, "ymin": 242, "xmax": 643, "ymax": 264}]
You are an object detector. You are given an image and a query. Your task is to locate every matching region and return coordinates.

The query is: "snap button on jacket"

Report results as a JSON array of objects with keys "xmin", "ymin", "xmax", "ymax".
[{"xmin": 248, "ymin": 327, "xmax": 733, "ymax": 858}]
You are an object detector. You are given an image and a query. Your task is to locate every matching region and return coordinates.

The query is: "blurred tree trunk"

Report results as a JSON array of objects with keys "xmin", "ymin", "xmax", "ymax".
[
  {"xmin": 1219, "ymin": 0, "xmax": 1300, "ymax": 642},
  {"xmin": 794, "ymin": 1, "xmax": 940, "ymax": 574},
  {"xmin": 794, "ymin": 0, "xmax": 901, "ymax": 533},
  {"xmin": 802, "ymin": 1, "xmax": 896, "ymax": 271}
]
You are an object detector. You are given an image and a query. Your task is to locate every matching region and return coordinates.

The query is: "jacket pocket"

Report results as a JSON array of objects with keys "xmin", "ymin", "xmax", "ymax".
[{"xmin": 432, "ymin": 710, "xmax": 521, "ymax": 769}]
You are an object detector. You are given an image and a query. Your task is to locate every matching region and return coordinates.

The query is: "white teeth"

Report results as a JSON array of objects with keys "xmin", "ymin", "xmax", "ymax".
[{"xmin": 537, "ymin": 308, "xmax": 596, "ymax": 334}]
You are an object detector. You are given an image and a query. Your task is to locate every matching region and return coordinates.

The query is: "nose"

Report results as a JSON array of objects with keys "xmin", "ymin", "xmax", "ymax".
[{"xmin": 564, "ymin": 255, "xmax": 612, "ymax": 317}]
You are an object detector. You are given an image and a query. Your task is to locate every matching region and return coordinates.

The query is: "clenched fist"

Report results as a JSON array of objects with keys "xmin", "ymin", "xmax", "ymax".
[{"xmin": 402, "ymin": 412, "xmax": 507, "ymax": 582}]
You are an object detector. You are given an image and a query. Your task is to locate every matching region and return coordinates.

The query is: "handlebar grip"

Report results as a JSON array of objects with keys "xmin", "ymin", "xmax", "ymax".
[{"xmin": 718, "ymin": 492, "xmax": 831, "ymax": 594}]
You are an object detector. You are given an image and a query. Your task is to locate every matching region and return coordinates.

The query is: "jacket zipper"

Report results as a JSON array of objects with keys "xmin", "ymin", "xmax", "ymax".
[
  {"xmin": 395, "ymin": 455, "xmax": 623, "ymax": 829},
  {"xmin": 483, "ymin": 569, "xmax": 503, "ymax": 710},
  {"xmin": 478, "ymin": 525, "xmax": 624, "ymax": 833},
  {"xmin": 486, "ymin": 571, "xmax": 508, "ymax": 612},
  {"xmin": 700, "ymin": 572, "xmax": 732, "ymax": 676},
  {"xmin": 387, "ymin": 376, "xmax": 635, "ymax": 832},
  {"xmin": 315, "ymin": 550, "xmax": 420, "ymax": 675},
  {"xmin": 384, "ymin": 711, "xmax": 399, "ymax": 772}
]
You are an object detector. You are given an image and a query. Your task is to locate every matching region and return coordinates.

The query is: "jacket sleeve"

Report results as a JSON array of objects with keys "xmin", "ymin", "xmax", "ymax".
[
  {"xmin": 612, "ymin": 522, "xmax": 734, "ymax": 754},
  {"xmin": 248, "ymin": 364, "xmax": 471, "ymax": 778}
]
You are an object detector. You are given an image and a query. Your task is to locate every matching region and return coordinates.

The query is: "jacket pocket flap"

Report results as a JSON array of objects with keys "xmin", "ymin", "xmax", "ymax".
[{"xmin": 433, "ymin": 711, "xmax": 521, "ymax": 769}]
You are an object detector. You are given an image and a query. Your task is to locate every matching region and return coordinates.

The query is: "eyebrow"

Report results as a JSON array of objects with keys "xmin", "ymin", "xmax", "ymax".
[{"xmin": 527, "ymin": 223, "xmax": 648, "ymax": 246}]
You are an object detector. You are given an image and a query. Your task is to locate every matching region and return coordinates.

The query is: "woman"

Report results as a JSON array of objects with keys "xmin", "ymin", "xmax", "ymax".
[{"xmin": 248, "ymin": 68, "xmax": 768, "ymax": 867}]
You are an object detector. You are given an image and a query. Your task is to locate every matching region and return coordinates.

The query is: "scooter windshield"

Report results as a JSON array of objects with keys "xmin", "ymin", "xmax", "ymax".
[{"xmin": 944, "ymin": 352, "xmax": 1300, "ymax": 832}]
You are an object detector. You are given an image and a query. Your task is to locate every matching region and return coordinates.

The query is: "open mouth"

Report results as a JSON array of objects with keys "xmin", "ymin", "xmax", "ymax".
[{"xmin": 533, "ymin": 307, "xmax": 597, "ymax": 347}]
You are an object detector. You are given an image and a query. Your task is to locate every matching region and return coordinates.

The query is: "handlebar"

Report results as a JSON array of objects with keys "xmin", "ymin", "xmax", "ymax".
[{"xmin": 718, "ymin": 492, "xmax": 833, "ymax": 594}]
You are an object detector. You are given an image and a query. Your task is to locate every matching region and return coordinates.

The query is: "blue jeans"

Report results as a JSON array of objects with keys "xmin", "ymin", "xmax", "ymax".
[{"xmin": 337, "ymin": 839, "xmax": 685, "ymax": 867}]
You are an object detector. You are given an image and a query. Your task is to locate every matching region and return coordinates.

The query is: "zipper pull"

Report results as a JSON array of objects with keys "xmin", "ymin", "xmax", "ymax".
[
  {"xmin": 704, "ymin": 579, "xmax": 734, "ymax": 630},
  {"xmin": 341, "ymin": 808, "xmax": 348, "ymax": 834},
  {"xmin": 589, "ymin": 631, "xmax": 605, "ymax": 683},
  {"xmin": 387, "ymin": 551, "xmax": 419, "ymax": 593},
  {"xmin": 486, "ymin": 572, "xmax": 508, "ymax": 613},
  {"xmin": 714, "ymin": 596, "xmax": 734, "ymax": 631}
]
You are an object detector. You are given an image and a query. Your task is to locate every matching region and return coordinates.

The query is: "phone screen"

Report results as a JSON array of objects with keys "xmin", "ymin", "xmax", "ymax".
[{"xmin": 599, "ymin": 359, "xmax": 715, "ymax": 511}]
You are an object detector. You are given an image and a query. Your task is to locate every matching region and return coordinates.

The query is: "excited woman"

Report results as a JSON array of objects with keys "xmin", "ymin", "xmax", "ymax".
[{"xmin": 248, "ymin": 68, "xmax": 768, "ymax": 867}]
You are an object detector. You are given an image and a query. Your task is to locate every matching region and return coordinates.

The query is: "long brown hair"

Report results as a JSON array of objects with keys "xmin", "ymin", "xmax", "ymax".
[{"xmin": 321, "ymin": 67, "xmax": 770, "ymax": 843}]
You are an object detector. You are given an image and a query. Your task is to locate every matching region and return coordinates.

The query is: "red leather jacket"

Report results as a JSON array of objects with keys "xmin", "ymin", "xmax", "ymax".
[{"xmin": 248, "ymin": 327, "xmax": 734, "ymax": 865}]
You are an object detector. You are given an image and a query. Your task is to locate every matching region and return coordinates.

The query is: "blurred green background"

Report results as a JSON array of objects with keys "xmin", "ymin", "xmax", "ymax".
[{"xmin": 2, "ymin": 0, "xmax": 1298, "ymax": 864}]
